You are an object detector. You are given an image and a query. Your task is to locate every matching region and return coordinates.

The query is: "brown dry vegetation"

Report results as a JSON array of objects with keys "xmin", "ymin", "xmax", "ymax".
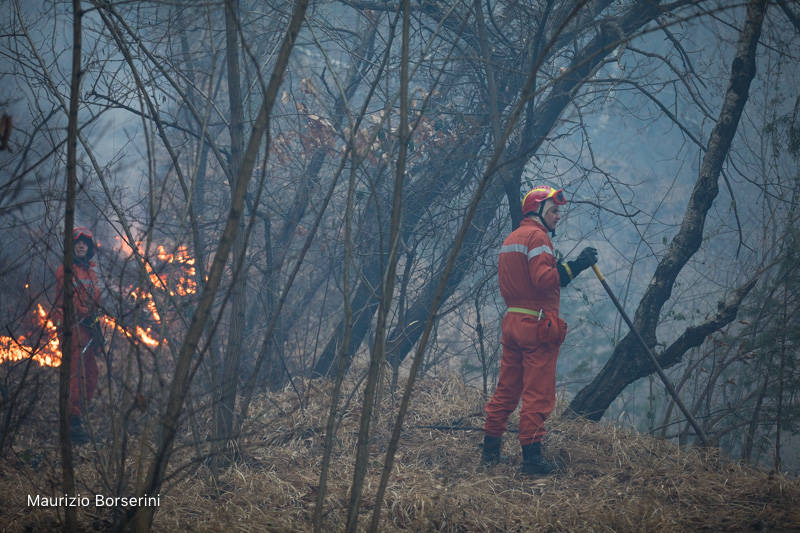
[{"xmin": 1, "ymin": 373, "xmax": 799, "ymax": 532}]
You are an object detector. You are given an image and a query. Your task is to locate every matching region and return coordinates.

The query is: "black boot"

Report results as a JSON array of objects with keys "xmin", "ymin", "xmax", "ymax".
[
  {"xmin": 521, "ymin": 442, "xmax": 554, "ymax": 476},
  {"xmin": 481, "ymin": 435, "xmax": 503, "ymax": 465},
  {"xmin": 69, "ymin": 415, "xmax": 89, "ymax": 445}
]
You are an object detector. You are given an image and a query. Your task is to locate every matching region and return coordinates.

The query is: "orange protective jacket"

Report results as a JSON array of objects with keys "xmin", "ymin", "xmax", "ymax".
[
  {"xmin": 53, "ymin": 260, "xmax": 101, "ymax": 324},
  {"xmin": 54, "ymin": 260, "xmax": 101, "ymax": 416},
  {"xmin": 485, "ymin": 218, "xmax": 566, "ymax": 445},
  {"xmin": 497, "ymin": 218, "xmax": 561, "ymax": 315}
]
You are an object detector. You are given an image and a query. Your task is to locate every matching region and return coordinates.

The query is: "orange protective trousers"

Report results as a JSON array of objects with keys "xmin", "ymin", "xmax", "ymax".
[
  {"xmin": 67, "ymin": 325, "xmax": 99, "ymax": 417},
  {"xmin": 484, "ymin": 312, "xmax": 559, "ymax": 446}
]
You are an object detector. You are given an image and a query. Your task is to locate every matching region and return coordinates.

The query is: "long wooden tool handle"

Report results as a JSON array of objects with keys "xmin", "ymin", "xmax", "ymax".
[{"xmin": 591, "ymin": 264, "xmax": 709, "ymax": 446}]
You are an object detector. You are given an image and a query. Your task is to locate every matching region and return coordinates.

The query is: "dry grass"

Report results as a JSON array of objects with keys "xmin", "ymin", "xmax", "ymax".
[{"xmin": 1, "ymin": 374, "xmax": 799, "ymax": 532}]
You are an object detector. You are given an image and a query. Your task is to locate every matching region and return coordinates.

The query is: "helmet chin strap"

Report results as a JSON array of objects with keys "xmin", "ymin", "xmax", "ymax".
[
  {"xmin": 537, "ymin": 215, "xmax": 556, "ymax": 236},
  {"xmin": 536, "ymin": 204, "xmax": 556, "ymax": 236}
]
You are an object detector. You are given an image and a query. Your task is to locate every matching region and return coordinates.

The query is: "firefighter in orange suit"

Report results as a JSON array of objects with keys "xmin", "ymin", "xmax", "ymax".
[
  {"xmin": 482, "ymin": 186, "xmax": 597, "ymax": 475},
  {"xmin": 53, "ymin": 226, "xmax": 103, "ymax": 444}
]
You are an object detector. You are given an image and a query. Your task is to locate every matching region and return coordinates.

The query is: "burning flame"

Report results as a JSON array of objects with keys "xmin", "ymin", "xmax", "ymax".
[
  {"xmin": 0, "ymin": 305, "xmax": 62, "ymax": 367},
  {"xmin": 0, "ymin": 238, "xmax": 196, "ymax": 368},
  {"xmin": 0, "ymin": 305, "xmax": 162, "ymax": 368},
  {"xmin": 115, "ymin": 238, "xmax": 197, "ymax": 298},
  {"xmin": 101, "ymin": 315, "xmax": 160, "ymax": 348},
  {"xmin": 151, "ymin": 245, "xmax": 197, "ymax": 297}
]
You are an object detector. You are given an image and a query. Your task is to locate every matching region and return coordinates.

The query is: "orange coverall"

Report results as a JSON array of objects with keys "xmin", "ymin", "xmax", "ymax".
[
  {"xmin": 54, "ymin": 261, "xmax": 101, "ymax": 416},
  {"xmin": 484, "ymin": 218, "xmax": 566, "ymax": 446}
]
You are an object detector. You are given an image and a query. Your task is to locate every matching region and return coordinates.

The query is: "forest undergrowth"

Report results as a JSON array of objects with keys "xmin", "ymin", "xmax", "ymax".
[{"xmin": 2, "ymin": 372, "xmax": 799, "ymax": 532}]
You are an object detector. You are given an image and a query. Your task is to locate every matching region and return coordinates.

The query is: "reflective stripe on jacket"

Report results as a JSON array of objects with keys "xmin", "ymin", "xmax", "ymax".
[{"xmin": 497, "ymin": 218, "xmax": 560, "ymax": 315}]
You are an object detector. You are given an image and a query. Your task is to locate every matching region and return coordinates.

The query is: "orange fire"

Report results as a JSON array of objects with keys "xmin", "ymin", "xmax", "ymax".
[
  {"xmin": 115, "ymin": 238, "xmax": 197, "ymax": 298},
  {"xmin": 149, "ymin": 245, "xmax": 197, "ymax": 297},
  {"xmin": 0, "ymin": 304, "xmax": 61, "ymax": 367},
  {"xmin": 101, "ymin": 315, "xmax": 160, "ymax": 348},
  {"xmin": 0, "ymin": 238, "xmax": 195, "ymax": 368},
  {"xmin": 0, "ymin": 305, "xmax": 162, "ymax": 368}
]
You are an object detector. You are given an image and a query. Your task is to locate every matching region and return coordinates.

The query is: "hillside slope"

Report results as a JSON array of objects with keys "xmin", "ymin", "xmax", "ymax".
[{"xmin": 2, "ymin": 376, "xmax": 799, "ymax": 531}]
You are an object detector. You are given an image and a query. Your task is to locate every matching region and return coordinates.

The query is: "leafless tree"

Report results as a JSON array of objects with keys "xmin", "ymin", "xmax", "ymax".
[{"xmin": 2, "ymin": 0, "xmax": 800, "ymax": 530}]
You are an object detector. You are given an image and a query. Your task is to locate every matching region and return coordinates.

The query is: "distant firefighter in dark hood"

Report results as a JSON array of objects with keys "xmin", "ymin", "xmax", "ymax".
[{"xmin": 53, "ymin": 226, "xmax": 103, "ymax": 445}]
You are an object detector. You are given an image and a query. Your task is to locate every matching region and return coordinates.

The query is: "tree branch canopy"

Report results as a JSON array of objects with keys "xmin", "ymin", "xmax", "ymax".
[{"xmin": 569, "ymin": 0, "xmax": 769, "ymax": 422}]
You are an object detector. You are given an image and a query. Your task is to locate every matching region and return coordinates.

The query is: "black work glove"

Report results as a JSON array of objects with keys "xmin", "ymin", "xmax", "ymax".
[
  {"xmin": 79, "ymin": 314, "xmax": 105, "ymax": 348},
  {"xmin": 558, "ymin": 247, "xmax": 598, "ymax": 286},
  {"xmin": 91, "ymin": 321, "xmax": 105, "ymax": 349},
  {"xmin": 79, "ymin": 314, "xmax": 98, "ymax": 328},
  {"xmin": 573, "ymin": 246, "xmax": 598, "ymax": 271}
]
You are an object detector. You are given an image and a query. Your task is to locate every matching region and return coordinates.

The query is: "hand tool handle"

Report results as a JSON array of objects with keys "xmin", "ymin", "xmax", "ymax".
[{"xmin": 592, "ymin": 264, "xmax": 709, "ymax": 446}]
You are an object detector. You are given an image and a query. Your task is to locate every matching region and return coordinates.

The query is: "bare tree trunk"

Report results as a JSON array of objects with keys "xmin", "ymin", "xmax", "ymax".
[
  {"xmin": 312, "ymin": 156, "xmax": 359, "ymax": 533},
  {"xmin": 122, "ymin": 2, "xmax": 309, "ymax": 530},
  {"xmin": 252, "ymin": 213, "xmax": 284, "ymax": 390},
  {"xmin": 215, "ymin": 0, "xmax": 247, "ymax": 462},
  {"xmin": 475, "ymin": 290, "xmax": 488, "ymax": 399},
  {"xmin": 775, "ymin": 285, "xmax": 787, "ymax": 471},
  {"xmin": 59, "ymin": 2, "xmax": 82, "ymax": 530},
  {"xmin": 569, "ymin": 0, "xmax": 768, "ymax": 422},
  {"xmin": 384, "ymin": 179, "xmax": 504, "ymax": 369},
  {"xmin": 311, "ymin": 148, "xmax": 471, "ymax": 379},
  {"xmin": 743, "ymin": 371, "xmax": 768, "ymax": 462},
  {"xmin": 472, "ymin": 0, "xmax": 521, "ymax": 227},
  {"xmin": 346, "ymin": 3, "xmax": 411, "ymax": 530}
]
